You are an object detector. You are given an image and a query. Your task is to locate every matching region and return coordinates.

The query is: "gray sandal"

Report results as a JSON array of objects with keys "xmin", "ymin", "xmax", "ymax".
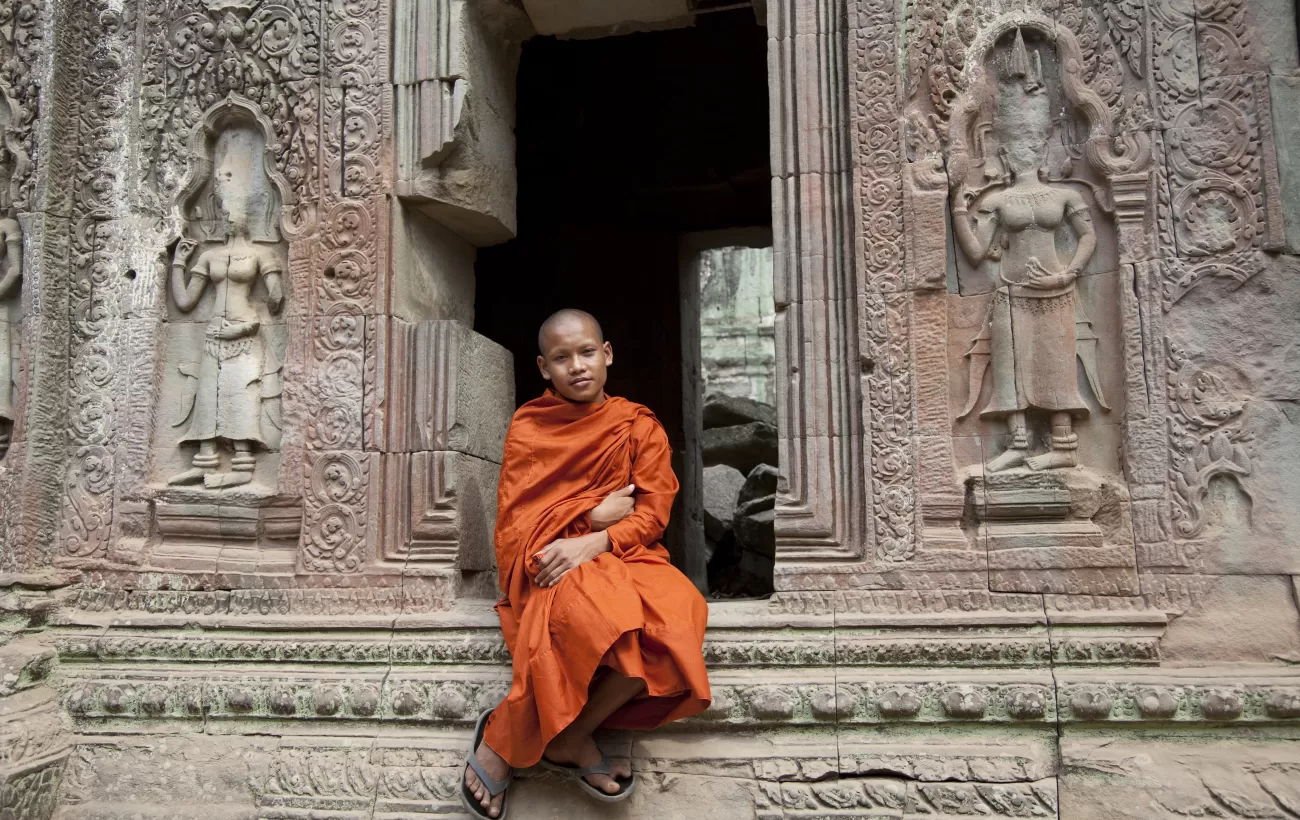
[
  {"xmin": 461, "ymin": 710, "xmax": 513, "ymax": 819},
  {"xmin": 541, "ymin": 750, "xmax": 636, "ymax": 803}
]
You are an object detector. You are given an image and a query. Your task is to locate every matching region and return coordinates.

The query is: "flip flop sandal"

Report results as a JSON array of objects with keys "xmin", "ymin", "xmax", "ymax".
[
  {"xmin": 461, "ymin": 709, "xmax": 513, "ymax": 819},
  {"xmin": 541, "ymin": 750, "xmax": 636, "ymax": 803}
]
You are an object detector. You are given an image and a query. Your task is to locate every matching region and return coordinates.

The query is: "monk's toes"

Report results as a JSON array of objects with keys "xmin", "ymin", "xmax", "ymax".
[{"xmin": 594, "ymin": 776, "xmax": 620, "ymax": 794}]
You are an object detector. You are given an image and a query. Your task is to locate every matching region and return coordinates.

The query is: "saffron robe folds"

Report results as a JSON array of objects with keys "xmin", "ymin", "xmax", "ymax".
[{"xmin": 483, "ymin": 390, "xmax": 711, "ymax": 768}]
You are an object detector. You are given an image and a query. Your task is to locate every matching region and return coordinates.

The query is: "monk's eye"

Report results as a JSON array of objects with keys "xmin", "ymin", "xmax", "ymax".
[
  {"xmin": 554, "ymin": 355, "xmax": 567, "ymax": 362},
  {"xmin": 582, "ymin": 348, "xmax": 596, "ymax": 355}
]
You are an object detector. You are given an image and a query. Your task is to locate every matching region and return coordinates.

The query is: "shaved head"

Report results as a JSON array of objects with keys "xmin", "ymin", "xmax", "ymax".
[
  {"xmin": 536, "ymin": 308, "xmax": 612, "ymax": 403},
  {"xmin": 537, "ymin": 308, "xmax": 604, "ymax": 354}
]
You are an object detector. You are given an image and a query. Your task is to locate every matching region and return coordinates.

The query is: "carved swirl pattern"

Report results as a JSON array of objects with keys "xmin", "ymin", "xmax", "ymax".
[
  {"xmin": 305, "ymin": 310, "xmax": 364, "ymax": 451},
  {"xmin": 902, "ymin": 0, "xmax": 1147, "ymax": 147},
  {"xmin": 290, "ymin": 0, "xmax": 387, "ymax": 574},
  {"xmin": 138, "ymin": 0, "xmax": 321, "ymax": 233},
  {"xmin": 60, "ymin": 1, "xmax": 136, "ymax": 561},
  {"xmin": 854, "ymin": 5, "xmax": 919, "ymax": 563},
  {"xmin": 1165, "ymin": 343, "xmax": 1253, "ymax": 540},
  {"xmin": 0, "ymin": 0, "xmax": 44, "ymax": 212},
  {"xmin": 301, "ymin": 451, "xmax": 367, "ymax": 572},
  {"xmin": 1152, "ymin": 0, "xmax": 1265, "ymax": 259}
]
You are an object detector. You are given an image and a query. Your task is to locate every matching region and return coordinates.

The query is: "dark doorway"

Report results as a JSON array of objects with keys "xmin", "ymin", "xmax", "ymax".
[{"xmin": 474, "ymin": 9, "xmax": 771, "ymax": 588}]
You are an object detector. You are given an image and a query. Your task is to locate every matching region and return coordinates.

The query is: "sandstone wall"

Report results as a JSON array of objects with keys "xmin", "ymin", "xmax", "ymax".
[{"xmin": 0, "ymin": 0, "xmax": 1296, "ymax": 817}]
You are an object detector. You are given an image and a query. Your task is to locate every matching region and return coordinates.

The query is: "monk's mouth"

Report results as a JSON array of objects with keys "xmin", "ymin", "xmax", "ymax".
[{"xmin": 570, "ymin": 377, "xmax": 593, "ymax": 388}]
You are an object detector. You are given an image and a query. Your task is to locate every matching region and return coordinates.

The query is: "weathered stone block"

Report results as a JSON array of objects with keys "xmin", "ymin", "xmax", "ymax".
[
  {"xmin": 379, "ymin": 449, "xmax": 500, "ymax": 571},
  {"xmin": 382, "ymin": 318, "xmax": 514, "ymax": 461},
  {"xmin": 704, "ymin": 422, "xmax": 778, "ymax": 477},
  {"xmin": 703, "ymin": 463, "xmax": 746, "ymax": 542},
  {"xmin": 703, "ymin": 393, "xmax": 777, "ymax": 430}
]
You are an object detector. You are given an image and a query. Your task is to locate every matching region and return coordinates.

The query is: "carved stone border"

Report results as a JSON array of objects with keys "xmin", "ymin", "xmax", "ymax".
[{"xmin": 58, "ymin": 666, "xmax": 1300, "ymax": 727}]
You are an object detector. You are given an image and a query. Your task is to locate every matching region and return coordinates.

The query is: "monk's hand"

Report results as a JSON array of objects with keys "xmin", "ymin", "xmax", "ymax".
[
  {"xmin": 533, "ymin": 532, "xmax": 610, "ymax": 588},
  {"xmin": 589, "ymin": 485, "xmax": 636, "ymax": 531}
]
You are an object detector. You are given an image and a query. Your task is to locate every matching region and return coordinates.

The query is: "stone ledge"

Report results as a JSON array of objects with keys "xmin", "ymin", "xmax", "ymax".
[
  {"xmin": 54, "ymin": 663, "xmax": 1300, "ymax": 729},
  {"xmin": 48, "ymin": 616, "xmax": 1162, "ymax": 668}
]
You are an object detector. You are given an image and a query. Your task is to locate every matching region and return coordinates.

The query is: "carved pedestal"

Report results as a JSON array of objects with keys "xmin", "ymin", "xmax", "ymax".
[{"xmin": 972, "ymin": 468, "xmax": 1139, "ymax": 595}]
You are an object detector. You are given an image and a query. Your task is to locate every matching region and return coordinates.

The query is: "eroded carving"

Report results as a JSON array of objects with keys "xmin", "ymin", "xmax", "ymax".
[
  {"xmin": 952, "ymin": 28, "xmax": 1108, "ymax": 473},
  {"xmin": 0, "ymin": 218, "xmax": 19, "ymax": 459},
  {"xmin": 1166, "ymin": 343, "xmax": 1254, "ymax": 540},
  {"xmin": 164, "ymin": 98, "xmax": 289, "ymax": 491}
]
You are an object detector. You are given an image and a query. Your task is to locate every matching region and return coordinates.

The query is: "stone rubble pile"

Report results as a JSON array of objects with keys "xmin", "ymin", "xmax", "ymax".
[{"xmin": 701, "ymin": 394, "xmax": 777, "ymax": 597}]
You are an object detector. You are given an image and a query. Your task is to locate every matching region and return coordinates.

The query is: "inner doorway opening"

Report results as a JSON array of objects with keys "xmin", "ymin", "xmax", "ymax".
[{"xmin": 474, "ymin": 8, "xmax": 773, "ymax": 596}]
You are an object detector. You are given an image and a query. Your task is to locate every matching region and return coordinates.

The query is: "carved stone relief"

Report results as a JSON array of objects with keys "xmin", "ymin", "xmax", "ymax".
[
  {"xmin": 0, "ymin": 0, "xmax": 1296, "ymax": 817},
  {"xmin": 159, "ymin": 99, "xmax": 288, "ymax": 493},
  {"xmin": 0, "ymin": 103, "xmax": 22, "ymax": 460},
  {"xmin": 951, "ymin": 28, "xmax": 1108, "ymax": 475}
]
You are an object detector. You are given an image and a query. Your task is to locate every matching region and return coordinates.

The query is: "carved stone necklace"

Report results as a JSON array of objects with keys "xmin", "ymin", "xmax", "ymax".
[{"xmin": 1003, "ymin": 186, "xmax": 1055, "ymax": 206}]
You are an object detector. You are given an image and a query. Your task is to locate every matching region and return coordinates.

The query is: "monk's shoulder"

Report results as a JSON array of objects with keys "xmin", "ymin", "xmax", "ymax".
[
  {"xmin": 618, "ymin": 402, "xmax": 668, "ymax": 447},
  {"xmin": 604, "ymin": 396, "xmax": 659, "ymax": 425},
  {"xmin": 500, "ymin": 405, "xmax": 541, "ymax": 456}
]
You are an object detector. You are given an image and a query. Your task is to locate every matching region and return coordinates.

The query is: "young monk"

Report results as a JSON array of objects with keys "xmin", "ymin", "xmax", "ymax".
[{"xmin": 461, "ymin": 308, "xmax": 711, "ymax": 819}]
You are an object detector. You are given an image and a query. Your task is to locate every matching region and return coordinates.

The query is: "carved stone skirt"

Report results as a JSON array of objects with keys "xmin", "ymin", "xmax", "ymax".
[
  {"xmin": 0, "ymin": 318, "xmax": 11, "ymax": 422},
  {"xmin": 179, "ymin": 335, "xmax": 266, "ymax": 445},
  {"xmin": 981, "ymin": 287, "xmax": 1089, "ymax": 419}
]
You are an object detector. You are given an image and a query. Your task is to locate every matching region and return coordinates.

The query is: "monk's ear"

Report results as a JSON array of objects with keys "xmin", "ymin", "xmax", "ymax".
[
  {"xmin": 602, "ymin": 341, "xmax": 613, "ymax": 366},
  {"xmin": 536, "ymin": 355, "xmax": 551, "ymax": 381}
]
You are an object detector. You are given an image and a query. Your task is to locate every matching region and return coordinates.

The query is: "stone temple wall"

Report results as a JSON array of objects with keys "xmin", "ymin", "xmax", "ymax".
[
  {"xmin": 0, "ymin": 0, "xmax": 1297, "ymax": 817},
  {"xmin": 699, "ymin": 245, "xmax": 777, "ymax": 406}
]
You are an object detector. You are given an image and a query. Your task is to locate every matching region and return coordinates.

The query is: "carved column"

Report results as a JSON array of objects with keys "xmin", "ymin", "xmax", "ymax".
[{"xmin": 769, "ymin": 0, "xmax": 866, "ymax": 576}]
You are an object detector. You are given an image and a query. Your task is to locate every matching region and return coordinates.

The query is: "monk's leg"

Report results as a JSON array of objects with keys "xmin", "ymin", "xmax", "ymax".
[
  {"xmin": 464, "ymin": 736, "xmax": 511, "ymax": 818},
  {"xmin": 544, "ymin": 670, "xmax": 645, "ymax": 793}
]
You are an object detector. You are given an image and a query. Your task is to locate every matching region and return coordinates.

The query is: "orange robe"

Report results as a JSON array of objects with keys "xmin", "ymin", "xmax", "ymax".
[{"xmin": 483, "ymin": 390, "xmax": 711, "ymax": 768}]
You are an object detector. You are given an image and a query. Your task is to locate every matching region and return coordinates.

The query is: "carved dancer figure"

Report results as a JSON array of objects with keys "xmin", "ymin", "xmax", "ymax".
[
  {"xmin": 168, "ymin": 137, "xmax": 284, "ymax": 489},
  {"xmin": 0, "ymin": 88, "xmax": 25, "ymax": 459},
  {"xmin": 462, "ymin": 309, "xmax": 710, "ymax": 819},
  {"xmin": 0, "ymin": 212, "xmax": 20, "ymax": 457},
  {"xmin": 953, "ymin": 28, "xmax": 1107, "ymax": 473}
]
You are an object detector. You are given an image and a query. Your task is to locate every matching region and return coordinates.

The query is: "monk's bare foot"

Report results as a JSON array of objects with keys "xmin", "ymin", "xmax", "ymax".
[
  {"xmin": 544, "ymin": 732, "xmax": 631, "ymax": 795},
  {"xmin": 464, "ymin": 740, "xmax": 510, "ymax": 818}
]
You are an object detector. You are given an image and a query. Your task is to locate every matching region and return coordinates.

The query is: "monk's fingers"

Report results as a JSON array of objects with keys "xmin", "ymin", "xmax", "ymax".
[
  {"xmin": 609, "ymin": 484, "xmax": 635, "ymax": 498},
  {"xmin": 537, "ymin": 547, "xmax": 565, "ymax": 568}
]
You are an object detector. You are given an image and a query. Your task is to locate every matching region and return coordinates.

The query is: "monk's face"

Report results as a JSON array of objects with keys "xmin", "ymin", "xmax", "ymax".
[{"xmin": 536, "ymin": 316, "xmax": 613, "ymax": 403}]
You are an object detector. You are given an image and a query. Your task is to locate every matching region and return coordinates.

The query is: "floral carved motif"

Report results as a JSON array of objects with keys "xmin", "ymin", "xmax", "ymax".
[
  {"xmin": 1165, "ymin": 343, "xmax": 1254, "ymax": 540},
  {"xmin": 139, "ymin": 0, "xmax": 321, "ymax": 233},
  {"xmin": 301, "ymin": 450, "xmax": 368, "ymax": 572},
  {"xmin": 854, "ymin": 5, "xmax": 919, "ymax": 563},
  {"xmin": 61, "ymin": 1, "xmax": 136, "ymax": 561},
  {"xmin": 1151, "ymin": 0, "xmax": 1274, "ymax": 258}
]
